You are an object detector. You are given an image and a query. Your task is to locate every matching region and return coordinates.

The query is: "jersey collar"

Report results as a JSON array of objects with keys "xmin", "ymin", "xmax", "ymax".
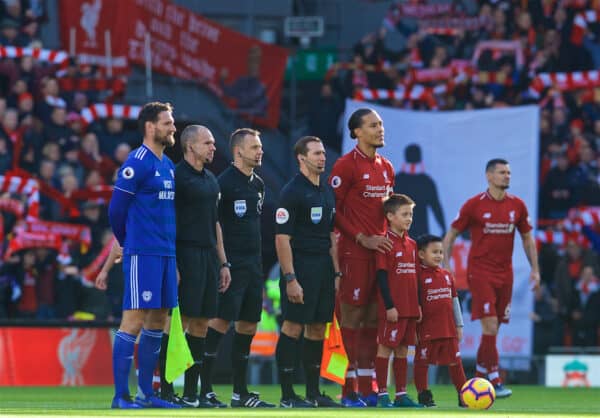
[{"xmin": 354, "ymin": 146, "xmax": 377, "ymax": 161}]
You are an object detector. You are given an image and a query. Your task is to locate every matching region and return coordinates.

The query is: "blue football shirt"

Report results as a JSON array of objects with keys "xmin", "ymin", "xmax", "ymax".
[{"xmin": 113, "ymin": 144, "xmax": 176, "ymax": 256}]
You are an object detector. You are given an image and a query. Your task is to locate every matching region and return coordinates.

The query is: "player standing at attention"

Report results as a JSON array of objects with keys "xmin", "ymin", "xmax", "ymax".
[
  {"xmin": 274, "ymin": 136, "xmax": 341, "ymax": 408},
  {"xmin": 159, "ymin": 125, "xmax": 231, "ymax": 408},
  {"xmin": 373, "ymin": 194, "xmax": 422, "ymax": 408},
  {"xmin": 443, "ymin": 158, "xmax": 540, "ymax": 398},
  {"xmin": 329, "ymin": 108, "xmax": 394, "ymax": 407},
  {"xmin": 198, "ymin": 128, "xmax": 274, "ymax": 408},
  {"xmin": 108, "ymin": 101, "xmax": 180, "ymax": 409},
  {"xmin": 413, "ymin": 234, "xmax": 467, "ymax": 408}
]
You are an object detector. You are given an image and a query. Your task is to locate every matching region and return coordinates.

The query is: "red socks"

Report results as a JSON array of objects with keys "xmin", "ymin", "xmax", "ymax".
[
  {"xmin": 449, "ymin": 360, "xmax": 467, "ymax": 392},
  {"xmin": 413, "ymin": 360, "xmax": 429, "ymax": 392},
  {"xmin": 392, "ymin": 357, "xmax": 408, "ymax": 395},
  {"xmin": 357, "ymin": 327, "xmax": 377, "ymax": 395},
  {"xmin": 374, "ymin": 356, "xmax": 389, "ymax": 394},
  {"xmin": 478, "ymin": 334, "xmax": 501, "ymax": 385},
  {"xmin": 341, "ymin": 327, "xmax": 358, "ymax": 397}
]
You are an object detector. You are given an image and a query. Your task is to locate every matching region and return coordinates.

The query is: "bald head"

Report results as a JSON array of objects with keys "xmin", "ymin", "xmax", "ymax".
[{"xmin": 181, "ymin": 125, "xmax": 212, "ymax": 155}]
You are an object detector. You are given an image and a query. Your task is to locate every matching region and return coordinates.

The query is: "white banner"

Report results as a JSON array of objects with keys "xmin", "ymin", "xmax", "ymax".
[
  {"xmin": 546, "ymin": 355, "xmax": 600, "ymax": 387},
  {"xmin": 343, "ymin": 100, "xmax": 539, "ymax": 360}
]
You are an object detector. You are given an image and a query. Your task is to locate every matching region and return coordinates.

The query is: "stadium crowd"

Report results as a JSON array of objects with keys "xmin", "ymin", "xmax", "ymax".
[
  {"xmin": 320, "ymin": 0, "xmax": 600, "ymax": 350},
  {"xmin": 0, "ymin": 0, "xmax": 597, "ymax": 355}
]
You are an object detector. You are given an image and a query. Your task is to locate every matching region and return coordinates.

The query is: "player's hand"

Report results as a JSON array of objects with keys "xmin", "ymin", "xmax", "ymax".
[
  {"xmin": 112, "ymin": 243, "xmax": 123, "ymax": 264},
  {"xmin": 530, "ymin": 270, "xmax": 541, "ymax": 290},
  {"xmin": 95, "ymin": 271, "xmax": 108, "ymax": 290},
  {"xmin": 357, "ymin": 234, "xmax": 393, "ymax": 253},
  {"xmin": 219, "ymin": 267, "xmax": 231, "ymax": 293},
  {"xmin": 286, "ymin": 279, "xmax": 304, "ymax": 304},
  {"xmin": 456, "ymin": 326, "xmax": 463, "ymax": 342},
  {"xmin": 386, "ymin": 307, "xmax": 398, "ymax": 322}
]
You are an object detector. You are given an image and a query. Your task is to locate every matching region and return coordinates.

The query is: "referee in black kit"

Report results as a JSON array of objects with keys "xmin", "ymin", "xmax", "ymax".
[
  {"xmin": 169, "ymin": 125, "xmax": 231, "ymax": 408},
  {"xmin": 198, "ymin": 128, "xmax": 275, "ymax": 408},
  {"xmin": 274, "ymin": 136, "xmax": 342, "ymax": 408}
]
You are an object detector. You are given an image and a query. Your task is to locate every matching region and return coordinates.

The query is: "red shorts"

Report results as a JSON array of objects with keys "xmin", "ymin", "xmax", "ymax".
[
  {"xmin": 415, "ymin": 338, "xmax": 461, "ymax": 365},
  {"xmin": 468, "ymin": 274, "xmax": 513, "ymax": 323},
  {"xmin": 339, "ymin": 256, "xmax": 377, "ymax": 306},
  {"xmin": 377, "ymin": 318, "xmax": 417, "ymax": 348}
]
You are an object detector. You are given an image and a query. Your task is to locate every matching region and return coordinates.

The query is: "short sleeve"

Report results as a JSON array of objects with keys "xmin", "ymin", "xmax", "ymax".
[
  {"xmin": 275, "ymin": 187, "xmax": 297, "ymax": 235},
  {"xmin": 114, "ymin": 157, "xmax": 149, "ymax": 195},
  {"xmin": 375, "ymin": 249, "xmax": 389, "ymax": 271},
  {"xmin": 451, "ymin": 198, "xmax": 473, "ymax": 232},
  {"xmin": 516, "ymin": 199, "xmax": 533, "ymax": 234}
]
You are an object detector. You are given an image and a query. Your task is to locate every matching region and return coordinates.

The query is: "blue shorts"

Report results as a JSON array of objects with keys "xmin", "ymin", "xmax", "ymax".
[{"xmin": 122, "ymin": 254, "xmax": 178, "ymax": 310}]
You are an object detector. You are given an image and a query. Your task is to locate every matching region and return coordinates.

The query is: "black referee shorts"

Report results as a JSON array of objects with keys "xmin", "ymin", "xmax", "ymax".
[
  {"xmin": 280, "ymin": 252, "xmax": 335, "ymax": 325},
  {"xmin": 217, "ymin": 255, "xmax": 263, "ymax": 323},
  {"xmin": 177, "ymin": 246, "xmax": 219, "ymax": 318}
]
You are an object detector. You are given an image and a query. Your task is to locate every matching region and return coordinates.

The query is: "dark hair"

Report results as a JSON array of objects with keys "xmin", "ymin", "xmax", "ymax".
[
  {"xmin": 137, "ymin": 101, "xmax": 173, "ymax": 135},
  {"xmin": 416, "ymin": 234, "xmax": 442, "ymax": 251},
  {"xmin": 348, "ymin": 108, "xmax": 375, "ymax": 139},
  {"xmin": 294, "ymin": 136, "xmax": 322, "ymax": 161},
  {"xmin": 383, "ymin": 193, "xmax": 415, "ymax": 216},
  {"xmin": 485, "ymin": 158, "xmax": 509, "ymax": 172},
  {"xmin": 230, "ymin": 128, "xmax": 260, "ymax": 152}
]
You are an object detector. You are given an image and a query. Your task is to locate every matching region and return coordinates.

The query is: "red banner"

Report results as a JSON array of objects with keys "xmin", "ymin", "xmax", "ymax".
[
  {"xmin": 59, "ymin": 0, "xmax": 288, "ymax": 128},
  {"xmin": 58, "ymin": 0, "xmax": 130, "ymax": 74},
  {"xmin": 0, "ymin": 327, "xmax": 113, "ymax": 385}
]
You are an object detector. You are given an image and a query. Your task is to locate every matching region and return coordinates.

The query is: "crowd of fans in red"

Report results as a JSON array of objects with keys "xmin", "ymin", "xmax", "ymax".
[{"xmin": 315, "ymin": 0, "xmax": 600, "ymax": 351}]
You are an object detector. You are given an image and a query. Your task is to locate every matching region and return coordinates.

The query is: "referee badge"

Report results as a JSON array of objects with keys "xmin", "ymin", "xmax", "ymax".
[
  {"xmin": 310, "ymin": 207, "xmax": 322, "ymax": 224},
  {"xmin": 234, "ymin": 200, "xmax": 247, "ymax": 217}
]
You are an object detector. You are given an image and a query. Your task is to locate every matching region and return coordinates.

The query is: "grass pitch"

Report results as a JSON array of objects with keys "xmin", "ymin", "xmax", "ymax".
[{"xmin": 0, "ymin": 385, "xmax": 599, "ymax": 417}]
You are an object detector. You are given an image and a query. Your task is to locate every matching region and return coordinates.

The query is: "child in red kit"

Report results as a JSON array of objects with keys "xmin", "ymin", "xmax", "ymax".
[
  {"xmin": 374, "ymin": 194, "xmax": 422, "ymax": 408},
  {"xmin": 414, "ymin": 234, "xmax": 467, "ymax": 407}
]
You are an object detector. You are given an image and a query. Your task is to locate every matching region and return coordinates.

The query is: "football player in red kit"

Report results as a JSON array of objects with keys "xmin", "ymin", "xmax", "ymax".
[
  {"xmin": 413, "ymin": 234, "xmax": 467, "ymax": 408},
  {"xmin": 373, "ymin": 194, "xmax": 422, "ymax": 408},
  {"xmin": 443, "ymin": 158, "xmax": 540, "ymax": 399},
  {"xmin": 329, "ymin": 108, "xmax": 394, "ymax": 406}
]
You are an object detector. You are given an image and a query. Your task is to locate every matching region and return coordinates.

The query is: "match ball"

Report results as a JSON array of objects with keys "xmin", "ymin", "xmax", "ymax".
[{"xmin": 460, "ymin": 377, "xmax": 496, "ymax": 409}]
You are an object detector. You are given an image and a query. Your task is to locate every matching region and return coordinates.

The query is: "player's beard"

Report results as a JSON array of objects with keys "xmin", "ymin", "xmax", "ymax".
[{"xmin": 155, "ymin": 131, "xmax": 175, "ymax": 148}]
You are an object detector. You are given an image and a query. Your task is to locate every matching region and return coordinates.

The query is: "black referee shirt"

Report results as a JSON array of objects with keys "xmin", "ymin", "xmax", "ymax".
[
  {"xmin": 275, "ymin": 173, "xmax": 335, "ymax": 254},
  {"xmin": 218, "ymin": 164, "xmax": 265, "ymax": 257},
  {"xmin": 175, "ymin": 159, "xmax": 220, "ymax": 248}
]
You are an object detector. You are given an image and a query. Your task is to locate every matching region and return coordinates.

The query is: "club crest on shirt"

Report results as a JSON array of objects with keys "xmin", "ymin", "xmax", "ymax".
[
  {"xmin": 509, "ymin": 210, "xmax": 515, "ymax": 222},
  {"xmin": 396, "ymin": 251, "xmax": 403, "ymax": 257},
  {"xmin": 310, "ymin": 207, "xmax": 322, "ymax": 224},
  {"xmin": 234, "ymin": 200, "xmax": 247, "ymax": 217},
  {"xmin": 257, "ymin": 192, "xmax": 264, "ymax": 214},
  {"xmin": 444, "ymin": 274, "xmax": 451, "ymax": 285},
  {"xmin": 383, "ymin": 170, "xmax": 389, "ymax": 182},
  {"xmin": 425, "ymin": 277, "xmax": 432, "ymax": 284},
  {"xmin": 170, "ymin": 169, "xmax": 174, "ymax": 178}
]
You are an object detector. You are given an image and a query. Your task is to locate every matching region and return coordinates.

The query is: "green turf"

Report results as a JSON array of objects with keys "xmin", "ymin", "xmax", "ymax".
[{"xmin": 0, "ymin": 385, "xmax": 599, "ymax": 417}]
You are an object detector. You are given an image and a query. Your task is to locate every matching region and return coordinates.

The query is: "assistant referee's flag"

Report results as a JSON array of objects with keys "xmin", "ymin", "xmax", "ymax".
[
  {"xmin": 320, "ymin": 314, "xmax": 349, "ymax": 385},
  {"xmin": 166, "ymin": 306, "xmax": 193, "ymax": 383}
]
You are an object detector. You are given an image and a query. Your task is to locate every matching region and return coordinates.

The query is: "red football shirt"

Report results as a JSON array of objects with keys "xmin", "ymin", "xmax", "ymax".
[
  {"xmin": 375, "ymin": 230, "xmax": 420, "ymax": 318},
  {"xmin": 329, "ymin": 146, "xmax": 394, "ymax": 259},
  {"xmin": 418, "ymin": 265, "xmax": 458, "ymax": 341},
  {"xmin": 451, "ymin": 191, "xmax": 532, "ymax": 280}
]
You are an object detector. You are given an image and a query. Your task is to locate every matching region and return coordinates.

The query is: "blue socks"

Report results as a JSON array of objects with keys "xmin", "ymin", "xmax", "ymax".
[
  {"xmin": 113, "ymin": 331, "xmax": 136, "ymax": 399},
  {"xmin": 137, "ymin": 328, "xmax": 163, "ymax": 399}
]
